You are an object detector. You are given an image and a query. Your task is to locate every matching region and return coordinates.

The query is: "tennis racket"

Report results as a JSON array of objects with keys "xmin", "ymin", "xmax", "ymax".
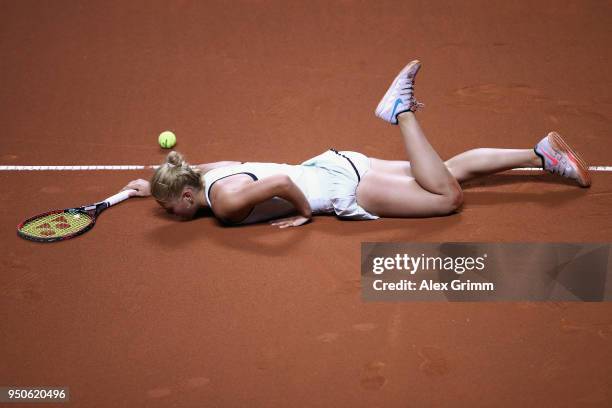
[{"xmin": 17, "ymin": 189, "xmax": 136, "ymax": 243}]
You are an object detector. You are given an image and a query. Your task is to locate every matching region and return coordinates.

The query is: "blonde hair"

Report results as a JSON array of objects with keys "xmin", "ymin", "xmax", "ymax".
[{"xmin": 151, "ymin": 151, "xmax": 202, "ymax": 202}]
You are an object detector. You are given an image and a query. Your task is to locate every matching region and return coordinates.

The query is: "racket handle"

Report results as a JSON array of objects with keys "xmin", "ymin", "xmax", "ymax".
[{"xmin": 104, "ymin": 190, "xmax": 135, "ymax": 207}]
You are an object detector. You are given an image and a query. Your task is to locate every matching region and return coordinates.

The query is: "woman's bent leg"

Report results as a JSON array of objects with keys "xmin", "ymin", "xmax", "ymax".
[
  {"xmin": 356, "ymin": 170, "xmax": 462, "ymax": 218},
  {"xmin": 355, "ymin": 111, "xmax": 463, "ymax": 217},
  {"xmin": 396, "ymin": 111, "xmax": 462, "ymax": 197}
]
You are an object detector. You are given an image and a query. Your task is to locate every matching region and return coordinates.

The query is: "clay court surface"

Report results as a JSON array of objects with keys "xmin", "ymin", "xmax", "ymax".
[{"xmin": 2, "ymin": 1, "xmax": 612, "ymax": 406}]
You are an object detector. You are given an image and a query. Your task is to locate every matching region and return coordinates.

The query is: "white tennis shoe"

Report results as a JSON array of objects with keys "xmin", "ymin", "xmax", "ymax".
[
  {"xmin": 534, "ymin": 131, "xmax": 591, "ymax": 187},
  {"xmin": 375, "ymin": 59, "xmax": 425, "ymax": 125}
]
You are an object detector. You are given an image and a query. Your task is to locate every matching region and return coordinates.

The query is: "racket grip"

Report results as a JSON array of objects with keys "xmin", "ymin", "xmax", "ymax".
[{"xmin": 105, "ymin": 190, "xmax": 135, "ymax": 207}]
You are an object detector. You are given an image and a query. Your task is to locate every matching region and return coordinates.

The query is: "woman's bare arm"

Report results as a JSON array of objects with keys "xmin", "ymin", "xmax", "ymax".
[{"xmin": 214, "ymin": 174, "xmax": 312, "ymax": 223}]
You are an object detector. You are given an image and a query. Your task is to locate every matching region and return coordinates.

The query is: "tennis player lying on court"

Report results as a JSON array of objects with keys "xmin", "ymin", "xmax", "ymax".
[{"xmin": 121, "ymin": 59, "xmax": 591, "ymax": 228}]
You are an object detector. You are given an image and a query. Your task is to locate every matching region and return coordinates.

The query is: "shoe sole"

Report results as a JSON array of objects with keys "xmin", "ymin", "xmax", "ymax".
[
  {"xmin": 548, "ymin": 131, "xmax": 591, "ymax": 187},
  {"xmin": 375, "ymin": 60, "xmax": 421, "ymax": 120}
]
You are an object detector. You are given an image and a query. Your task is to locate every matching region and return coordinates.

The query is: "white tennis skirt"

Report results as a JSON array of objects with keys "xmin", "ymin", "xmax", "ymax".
[{"xmin": 300, "ymin": 149, "xmax": 380, "ymax": 220}]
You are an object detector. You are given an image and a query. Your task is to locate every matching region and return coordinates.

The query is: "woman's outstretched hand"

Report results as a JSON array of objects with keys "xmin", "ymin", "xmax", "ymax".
[
  {"xmin": 121, "ymin": 179, "xmax": 151, "ymax": 197},
  {"xmin": 269, "ymin": 215, "xmax": 311, "ymax": 228}
]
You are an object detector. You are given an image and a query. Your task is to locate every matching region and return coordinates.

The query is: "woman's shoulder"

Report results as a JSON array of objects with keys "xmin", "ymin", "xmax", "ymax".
[
  {"xmin": 207, "ymin": 176, "xmax": 256, "ymax": 224},
  {"xmin": 205, "ymin": 172, "xmax": 256, "ymax": 208}
]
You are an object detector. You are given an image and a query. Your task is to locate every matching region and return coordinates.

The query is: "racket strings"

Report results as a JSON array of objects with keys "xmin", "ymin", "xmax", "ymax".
[{"xmin": 19, "ymin": 211, "xmax": 93, "ymax": 238}]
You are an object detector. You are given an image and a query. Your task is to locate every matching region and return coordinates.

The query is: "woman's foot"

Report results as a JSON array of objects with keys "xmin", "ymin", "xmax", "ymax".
[
  {"xmin": 534, "ymin": 131, "xmax": 591, "ymax": 187},
  {"xmin": 375, "ymin": 59, "xmax": 425, "ymax": 125}
]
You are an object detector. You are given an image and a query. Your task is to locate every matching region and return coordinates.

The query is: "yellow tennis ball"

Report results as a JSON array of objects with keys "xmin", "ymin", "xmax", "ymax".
[{"xmin": 158, "ymin": 131, "xmax": 177, "ymax": 149}]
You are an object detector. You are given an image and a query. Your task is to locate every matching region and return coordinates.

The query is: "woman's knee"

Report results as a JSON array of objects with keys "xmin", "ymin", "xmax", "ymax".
[
  {"xmin": 450, "ymin": 186, "xmax": 464, "ymax": 211},
  {"xmin": 442, "ymin": 186, "xmax": 464, "ymax": 214}
]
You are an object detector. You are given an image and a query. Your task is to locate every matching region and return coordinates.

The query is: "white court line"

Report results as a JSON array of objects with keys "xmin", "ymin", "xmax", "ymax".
[
  {"xmin": 511, "ymin": 166, "xmax": 612, "ymax": 171},
  {"xmin": 0, "ymin": 165, "xmax": 612, "ymax": 171},
  {"xmin": 0, "ymin": 165, "xmax": 160, "ymax": 171}
]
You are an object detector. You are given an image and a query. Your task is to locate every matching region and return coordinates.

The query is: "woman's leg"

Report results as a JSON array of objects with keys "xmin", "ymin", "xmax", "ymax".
[
  {"xmin": 444, "ymin": 148, "xmax": 541, "ymax": 182},
  {"xmin": 371, "ymin": 147, "xmax": 542, "ymax": 183},
  {"xmin": 356, "ymin": 112, "xmax": 463, "ymax": 217},
  {"xmin": 394, "ymin": 112, "xmax": 462, "ymax": 195},
  {"xmin": 356, "ymin": 172, "xmax": 464, "ymax": 217}
]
